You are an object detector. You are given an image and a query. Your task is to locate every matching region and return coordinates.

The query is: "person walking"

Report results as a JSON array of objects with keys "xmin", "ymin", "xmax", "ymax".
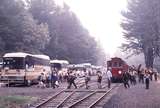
[
  {"xmin": 106, "ymin": 69, "xmax": 112, "ymax": 88},
  {"xmin": 84, "ymin": 72, "xmax": 91, "ymax": 89},
  {"xmin": 122, "ymin": 71, "xmax": 130, "ymax": 88},
  {"xmin": 97, "ymin": 71, "xmax": 102, "ymax": 89},
  {"xmin": 67, "ymin": 71, "xmax": 77, "ymax": 89}
]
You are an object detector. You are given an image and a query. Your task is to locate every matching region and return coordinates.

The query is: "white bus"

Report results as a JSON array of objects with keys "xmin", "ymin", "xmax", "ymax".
[
  {"xmin": 50, "ymin": 60, "xmax": 69, "ymax": 75},
  {"xmin": 50, "ymin": 60, "xmax": 69, "ymax": 69},
  {"xmin": 1, "ymin": 52, "xmax": 51, "ymax": 86}
]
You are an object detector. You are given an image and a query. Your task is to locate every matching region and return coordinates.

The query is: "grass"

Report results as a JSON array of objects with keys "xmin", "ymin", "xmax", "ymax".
[{"xmin": 0, "ymin": 95, "xmax": 33, "ymax": 108}]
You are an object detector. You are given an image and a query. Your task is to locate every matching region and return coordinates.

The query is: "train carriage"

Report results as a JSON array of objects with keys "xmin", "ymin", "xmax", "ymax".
[{"xmin": 107, "ymin": 57, "xmax": 129, "ymax": 82}]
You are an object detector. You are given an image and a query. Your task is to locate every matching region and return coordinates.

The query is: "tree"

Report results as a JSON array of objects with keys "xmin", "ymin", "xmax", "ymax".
[
  {"xmin": 29, "ymin": 0, "xmax": 105, "ymax": 65},
  {"xmin": 0, "ymin": 0, "xmax": 50, "ymax": 55},
  {"xmin": 121, "ymin": 0, "xmax": 160, "ymax": 68}
]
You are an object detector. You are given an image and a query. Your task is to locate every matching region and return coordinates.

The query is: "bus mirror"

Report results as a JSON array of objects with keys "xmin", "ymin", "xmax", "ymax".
[
  {"xmin": 26, "ymin": 64, "xmax": 29, "ymax": 69},
  {"xmin": 26, "ymin": 65, "xmax": 34, "ymax": 72}
]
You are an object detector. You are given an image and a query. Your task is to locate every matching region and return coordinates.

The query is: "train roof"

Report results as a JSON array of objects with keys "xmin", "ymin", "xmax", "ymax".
[
  {"xmin": 107, "ymin": 57, "xmax": 128, "ymax": 66},
  {"xmin": 3, "ymin": 52, "xmax": 31, "ymax": 58},
  {"xmin": 107, "ymin": 57, "xmax": 125, "ymax": 62}
]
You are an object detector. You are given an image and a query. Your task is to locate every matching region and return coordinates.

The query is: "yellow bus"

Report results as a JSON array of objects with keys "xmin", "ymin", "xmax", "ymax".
[{"xmin": 0, "ymin": 52, "xmax": 51, "ymax": 86}]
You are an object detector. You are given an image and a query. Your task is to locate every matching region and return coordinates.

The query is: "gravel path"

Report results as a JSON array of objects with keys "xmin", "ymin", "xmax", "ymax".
[{"xmin": 103, "ymin": 80, "xmax": 160, "ymax": 108}]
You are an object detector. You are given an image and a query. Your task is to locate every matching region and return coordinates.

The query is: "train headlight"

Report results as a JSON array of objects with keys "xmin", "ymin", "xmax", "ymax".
[{"xmin": 118, "ymin": 71, "xmax": 122, "ymax": 74}]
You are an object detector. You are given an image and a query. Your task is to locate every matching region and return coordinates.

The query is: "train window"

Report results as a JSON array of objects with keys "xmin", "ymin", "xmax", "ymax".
[
  {"xmin": 119, "ymin": 63, "xmax": 122, "ymax": 67},
  {"xmin": 113, "ymin": 62, "xmax": 118, "ymax": 67}
]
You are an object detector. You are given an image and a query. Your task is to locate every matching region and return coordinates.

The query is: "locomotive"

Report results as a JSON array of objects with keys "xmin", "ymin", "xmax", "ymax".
[{"xmin": 107, "ymin": 57, "xmax": 129, "ymax": 82}]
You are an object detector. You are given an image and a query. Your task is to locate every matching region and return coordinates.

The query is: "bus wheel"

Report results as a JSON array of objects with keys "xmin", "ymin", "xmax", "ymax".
[{"xmin": 25, "ymin": 80, "xmax": 31, "ymax": 86}]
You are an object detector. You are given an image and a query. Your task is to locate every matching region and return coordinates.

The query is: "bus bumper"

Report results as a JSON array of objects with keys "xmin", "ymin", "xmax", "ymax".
[{"xmin": 0, "ymin": 76, "xmax": 25, "ymax": 84}]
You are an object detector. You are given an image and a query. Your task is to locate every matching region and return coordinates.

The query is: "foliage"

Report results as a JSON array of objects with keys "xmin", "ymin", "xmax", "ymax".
[
  {"xmin": 0, "ymin": 0, "xmax": 50, "ymax": 55},
  {"xmin": 121, "ymin": 0, "xmax": 160, "ymax": 68},
  {"xmin": 0, "ymin": 0, "xmax": 105, "ymax": 65},
  {"xmin": 28, "ymin": 0, "xmax": 105, "ymax": 65}
]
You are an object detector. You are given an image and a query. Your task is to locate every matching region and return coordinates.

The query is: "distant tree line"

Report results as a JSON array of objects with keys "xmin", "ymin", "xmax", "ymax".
[
  {"xmin": 121, "ymin": 0, "xmax": 160, "ymax": 68},
  {"xmin": 0, "ymin": 0, "xmax": 106, "ymax": 65}
]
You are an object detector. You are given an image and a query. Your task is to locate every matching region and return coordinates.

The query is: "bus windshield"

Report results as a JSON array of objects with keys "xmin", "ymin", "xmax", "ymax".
[{"xmin": 3, "ymin": 57, "xmax": 25, "ymax": 69}]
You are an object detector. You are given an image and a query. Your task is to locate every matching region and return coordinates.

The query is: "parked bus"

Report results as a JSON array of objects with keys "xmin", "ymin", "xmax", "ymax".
[
  {"xmin": 50, "ymin": 59, "xmax": 69, "ymax": 75},
  {"xmin": 50, "ymin": 60, "xmax": 69, "ymax": 70},
  {"xmin": 0, "ymin": 52, "xmax": 51, "ymax": 86}
]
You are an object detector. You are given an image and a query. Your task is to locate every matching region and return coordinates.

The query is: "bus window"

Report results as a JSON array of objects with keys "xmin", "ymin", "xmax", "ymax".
[
  {"xmin": 25, "ymin": 56, "xmax": 34, "ymax": 71},
  {"xmin": 3, "ymin": 57, "xmax": 25, "ymax": 69},
  {"xmin": 51, "ymin": 63, "xmax": 62, "ymax": 70}
]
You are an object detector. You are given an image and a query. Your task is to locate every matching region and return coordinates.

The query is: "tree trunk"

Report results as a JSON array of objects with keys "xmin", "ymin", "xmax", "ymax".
[{"xmin": 144, "ymin": 47, "xmax": 154, "ymax": 68}]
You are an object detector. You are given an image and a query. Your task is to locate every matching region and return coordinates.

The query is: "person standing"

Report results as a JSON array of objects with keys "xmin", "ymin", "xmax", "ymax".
[
  {"xmin": 122, "ymin": 71, "xmax": 130, "ymax": 88},
  {"xmin": 46, "ymin": 73, "xmax": 51, "ymax": 88},
  {"xmin": 148, "ymin": 68, "xmax": 154, "ymax": 81},
  {"xmin": 38, "ymin": 73, "xmax": 46, "ymax": 88},
  {"xmin": 51, "ymin": 72, "xmax": 59, "ymax": 88},
  {"xmin": 144, "ymin": 69, "xmax": 150, "ymax": 89},
  {"xmin": 130, "ymin": 70, "xmax": 137, "ymax": 85},
  {"xmin": 106, "ymin": 69, "xmax": 112, "ymax": 88},
  {"xmin": 154, "ymin": 71, "xmax": 158, "ymax": 81},
  {"xmin": 97, "ymin": 71, "xmax": 102, "ymax": 89}
]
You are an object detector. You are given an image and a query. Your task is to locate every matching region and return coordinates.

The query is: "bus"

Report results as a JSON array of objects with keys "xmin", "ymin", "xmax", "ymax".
[
  {"xmin": 50, "ymin": 60, "xmax": 69, "ymax": 70},
  {"xmin": 0, "ymin": 52, "xmax": 51, "ymax": 86},
  {"xmin": 50, "ymin": 59, "xmax": 69, "ymax": 75}
]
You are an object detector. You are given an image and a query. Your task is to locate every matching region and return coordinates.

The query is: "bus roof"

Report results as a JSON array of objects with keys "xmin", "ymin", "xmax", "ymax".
[
  {"xmin": 3, "ymin": 52, "xmax": 31, "ymax": 58},
  {"xmin": 50, "ymin": 60, "xmax": 69, "ymax": 64},
  {"xmin": 33, "ymin": 55, "xmax": 50, "ymax": 60},
  {"xmin": 3, "ymin": 52, "xmax": 50, "ymax": 60}
]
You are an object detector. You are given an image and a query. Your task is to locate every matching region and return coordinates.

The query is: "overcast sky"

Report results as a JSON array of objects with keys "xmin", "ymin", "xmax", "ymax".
[{"xmin": 56, "ymin": 0, "xmax": 128, "ymax": 56}]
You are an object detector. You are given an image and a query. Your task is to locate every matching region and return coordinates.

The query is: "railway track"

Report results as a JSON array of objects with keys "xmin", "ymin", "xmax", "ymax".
[
  {"xmin": 67, "ymin": 84, "xmax": 120, "ymax": 108},
  {"xmin": 30, "ymin": 83, "xmax": 120, "ymax": 108},
  {"xmin": 29, "ymin": 79, "xmax": 86, "ymax": 108}
]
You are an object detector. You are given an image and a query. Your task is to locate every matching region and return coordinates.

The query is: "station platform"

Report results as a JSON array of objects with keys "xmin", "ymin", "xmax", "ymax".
[{"xmin": 103, "ymin": 80, "xmax": 160, "ymax": 108}]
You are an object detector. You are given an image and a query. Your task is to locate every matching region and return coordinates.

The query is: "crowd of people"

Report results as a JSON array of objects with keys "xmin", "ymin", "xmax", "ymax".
[
  {"xmin": 121, "ymin": 67, "xmax": 158, "ymax": 89},
  {"xmin": 37, "ymin": 67, "xmax": 105, "ymax": 89},
  {"xmin": 37, "ymin": 66, "xmax": 159, "ymax": 90}
]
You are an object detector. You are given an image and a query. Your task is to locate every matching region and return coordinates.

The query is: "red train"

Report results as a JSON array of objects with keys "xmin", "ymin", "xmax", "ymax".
[{"xmin": 107, "ymin": 57, "xmax": 129, "ymax": 82}]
